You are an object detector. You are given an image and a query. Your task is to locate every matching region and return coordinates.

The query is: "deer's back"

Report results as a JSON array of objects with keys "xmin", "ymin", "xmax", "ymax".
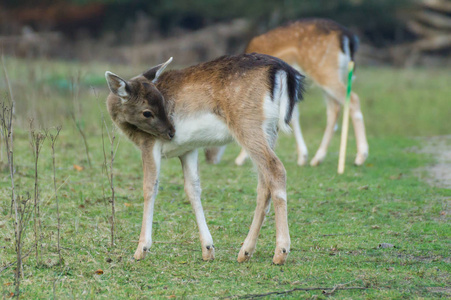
[{"xmin": 245, "ymin": 19, "xmax": 358, "ymax": 80}]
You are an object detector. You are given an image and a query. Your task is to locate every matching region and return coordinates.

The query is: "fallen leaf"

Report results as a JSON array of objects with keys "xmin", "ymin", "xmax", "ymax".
[
  {"xmin": 378, "ymin": 243, "xmax": 395, "ymax": 249},
  {"xmin": 94, "ymin": 269, "xmax": 104, "ymax": 275},
  {"xmin": 4, "ymin": 282, "xmax": 11, "ymax": 286},
  {"xmin": 124, "ymin": 203, "xmax": 132, "ymax": 207},
  {"xmin": 372, "ymin": 225, "xmax": 380, "ymax": 229},
  {"xmin": 358, "ymin": 185, "xmax": 369, "ymax": 190},
  {"xmin": 440, "ymin": 211, "xmax": 446, "ymax": 216},
  {"xmin": 389, "ymin": 173, "xmax": 402, "ymax": 180},
  {"xmin": 167, "ymin": 295, "xmax": 176, "ymax": 299},
  {"xmin": 366, "ymin": 163, "xmax": 374, "ymax": 167},
  {"xmin": 73, "ymin": 164, "xmax": 84, "ymax": 171}
]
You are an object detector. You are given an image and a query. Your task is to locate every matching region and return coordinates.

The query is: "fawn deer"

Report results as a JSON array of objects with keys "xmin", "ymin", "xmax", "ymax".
[
  {"xmin": 206, "ymin": 19, "xmax": 368, "ymax": 167},
  {"xmin": 105, "ymin": 53, "xmax": 305, "ymax": 264}
]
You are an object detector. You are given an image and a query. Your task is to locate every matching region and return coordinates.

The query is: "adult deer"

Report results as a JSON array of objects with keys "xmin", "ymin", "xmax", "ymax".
[
  {"xmin": 206, "ymin": 19, "xmax": 368, "ymax": 167},
  {"xmin": 105, "ymin": 53, "xmax": 304, "ymax": 264}
]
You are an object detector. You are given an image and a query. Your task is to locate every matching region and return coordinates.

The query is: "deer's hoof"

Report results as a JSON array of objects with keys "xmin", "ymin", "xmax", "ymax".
[
  {"xmin": 354, "ymin": 152, "xmax": 368, "ymax": 166},
  {"xmin": 297, "ymin": 154, "xmax": 308, "ymax": 166},
  {"xmin": 134, "ymin": 243, "xmax": 150, "ymax": 260},
  {"xmin": 310, "ymin": 157, "xmax": 322, "ymax": 167},
  {"xmin": 202, "ymin": 245, "xmax": 215, "ymax": 261},
  {"xmin": 237, "ymin": 247, "xmax": 253, "ymax": 263},
  {"xmin": 272, "ymin": 247, "xmax": 289, "ymax": 265}
]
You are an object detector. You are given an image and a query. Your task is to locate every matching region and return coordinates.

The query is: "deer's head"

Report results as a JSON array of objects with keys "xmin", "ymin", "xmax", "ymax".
[{"xmin": 105, "ymin": 58, "xmax": 175, "ymax": 140}]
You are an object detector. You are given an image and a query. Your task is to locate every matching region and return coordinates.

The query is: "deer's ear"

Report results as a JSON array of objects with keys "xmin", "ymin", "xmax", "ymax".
[
  {"xmin": 105, "ymin": 71, "xmax": 131, "ymax": 100},
  {"xmin": 143, "ymin": 57, "xmax": 173, "ymax": 83}
]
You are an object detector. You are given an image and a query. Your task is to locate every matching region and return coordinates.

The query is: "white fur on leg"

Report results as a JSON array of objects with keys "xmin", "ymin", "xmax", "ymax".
[
  {"xmin": 180, "ymin": 149, "xmax": 215, "ymax": 260},
  {"xmin": 134, "ymin": 145, "xmax": 162, "ymax": 260},
  {"xmin": 235, "ymin": 148, "xmax": 249, "ymax": 166},
  {"xmin": 271, "ymin": 190, "xmax": 290, "ymax": 265},
  {"xmin": 290, "ymin": 105, "xmax": 308, "ymax": 166}
]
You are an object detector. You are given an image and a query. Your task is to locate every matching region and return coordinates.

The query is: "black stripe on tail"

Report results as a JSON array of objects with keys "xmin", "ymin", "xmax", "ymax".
[
  {"xmin": 341, "ymin": 32, "xmax": 359, "ymax": 61},
  {"xmin": 284, "ymin": 65, "xmax": 305, "ymax": 124},
  {"xmin": 267, "ymin": 56, "xmax": 306, "ymax": 125}
]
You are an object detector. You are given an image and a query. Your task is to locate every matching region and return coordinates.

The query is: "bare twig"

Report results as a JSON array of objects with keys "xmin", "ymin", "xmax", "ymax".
[
  {"xmin": 236, "ymin": 276, "xmax": 368, "ymax": 299},
  {"xmin": 1, "ymin": 56, "xmax": 15, "ymax": 214},
  {"xmin": 12, "ymin": 195, "xmax": 33, "ymax": 298},
  {"xmin": 0, "ymin": 249, "xmax": 34, "ymax": 273},
  {"xmin": 49, "ymin": 126, "xmax": 63, "ymax": 266},
  {"xmin": 237, "ymin": 286, "xmax": 369, "ymax": 299},
  {"xmin": 70, "ymin": 75, "xmax": 91, "ymax": 167},
  {"xmin": 29, "ymin": 121, "xmax": 47, "ymax": 266},
  {"xmin": 100, "ymin": 90, "xmax": 119, "ymax": 248},
  {"xmin": 1, "ymin": 55, "xmax": 15, "ymax": 113},
  {"xmin": 0, "ymin": 100, "xmax": 22, "ymax": 297}
]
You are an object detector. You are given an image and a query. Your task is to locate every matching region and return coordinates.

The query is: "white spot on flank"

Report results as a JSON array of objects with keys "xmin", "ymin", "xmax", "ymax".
[{"xmin": 160, "ymin": 113, "xmax": 233, "ymax": 158}]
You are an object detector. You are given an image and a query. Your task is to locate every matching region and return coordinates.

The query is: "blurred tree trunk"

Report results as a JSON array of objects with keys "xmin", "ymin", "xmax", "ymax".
[{"xmin": 391, "ymin": 0, "xmax": 451, "ymax": 66}]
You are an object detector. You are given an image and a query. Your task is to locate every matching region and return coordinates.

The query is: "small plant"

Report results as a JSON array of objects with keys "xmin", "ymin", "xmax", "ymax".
[
  {"xmin": 102, "ymin": 110, "xmax": 120, "ymax": 248},
  {"xmin": 29, "ymin": 121, "xmax": 46, "ymax": 266},
  {"xmin": 49, "ymin": 126, "xmax": 63, "ymax": 266},
  {"xmin": 13, "ymin": 195, "xmax": 33, "ymax": 298},
  {"xmin": 70, "ymin": 73, "xmax": 92, "ymax": 167},
  {"xmin": 0, "ymin": 100, "xmax": 30, "ymax": 298}
]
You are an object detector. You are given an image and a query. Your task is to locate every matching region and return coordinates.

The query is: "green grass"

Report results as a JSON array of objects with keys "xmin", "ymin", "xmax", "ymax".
[{"xmin": 0, "ymin": 57, "xmax": 450, "ymax": 299}]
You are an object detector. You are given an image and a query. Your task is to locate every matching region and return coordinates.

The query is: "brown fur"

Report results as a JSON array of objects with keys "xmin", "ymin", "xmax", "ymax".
[
  {"xmin": 237, "ymin": 18, "xmax": 369, "ymax": 166},
  {"xmin": 105, "ymin": 53, "xmax": 304, "ymax": 264}
]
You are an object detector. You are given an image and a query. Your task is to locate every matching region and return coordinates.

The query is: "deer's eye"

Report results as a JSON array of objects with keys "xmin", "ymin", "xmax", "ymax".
[{"xmin": 143, "ymin": 111, "xmax": 153, "ymax": 118}]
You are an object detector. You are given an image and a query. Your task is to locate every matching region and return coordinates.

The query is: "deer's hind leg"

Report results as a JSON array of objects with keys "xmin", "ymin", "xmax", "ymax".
[
  {"xmin": 291, "ymin": 104, "xmax": 308, "ymax": 166},
  {"xmin": 309, "ymin": 57, "xmax": 368, "ymax": 166},
  {"xmin": 310, "ymin": 92, "xmax": 341, "ymax": 166},
  {"xmin": 320, "ymin": 81, "xmax": 368, "ymax": 166},
  {"xmin": 234, "ymin": 124, "xmax": 290, "ymax": 265},
  {"xmin": 204, "ymin": 146, "xmax": 226, "ymax": 164}
]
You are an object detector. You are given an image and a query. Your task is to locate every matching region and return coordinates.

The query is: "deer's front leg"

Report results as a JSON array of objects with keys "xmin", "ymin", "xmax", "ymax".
[
  {"xmin": 134, "ymin": 144, "xmax": 161, "ymax": 260},
  {"xmin": 180, "ymin": 149, "xmax": 215, "ymax": 260}
]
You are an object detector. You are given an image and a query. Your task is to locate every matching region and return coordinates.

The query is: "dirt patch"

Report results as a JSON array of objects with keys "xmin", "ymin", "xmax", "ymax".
[{"xmin": 413, "ymin": 135, "xmax": 451, "ymax": 189}]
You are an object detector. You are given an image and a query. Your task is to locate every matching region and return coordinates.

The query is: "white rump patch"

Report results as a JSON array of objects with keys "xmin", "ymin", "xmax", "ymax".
[
  {"xmin": 338, "ymin": 51, "xmax": 351, "ymax": 83},
  {"xmin": 338, "ymin": 36, "xmax": 355, "ymax": 83},
  {"xmin": 274, "ymin": 71, "xmax": 292, "ymax": 133},
  {"xmin": 262, "ymin": 71, "xmax": 292, "ymax": 135}
]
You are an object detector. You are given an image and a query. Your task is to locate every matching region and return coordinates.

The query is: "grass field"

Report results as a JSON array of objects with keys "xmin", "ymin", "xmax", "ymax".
[{"xmin": 0, "ymin": 57, "xmax": 450, "ymax": 299}]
